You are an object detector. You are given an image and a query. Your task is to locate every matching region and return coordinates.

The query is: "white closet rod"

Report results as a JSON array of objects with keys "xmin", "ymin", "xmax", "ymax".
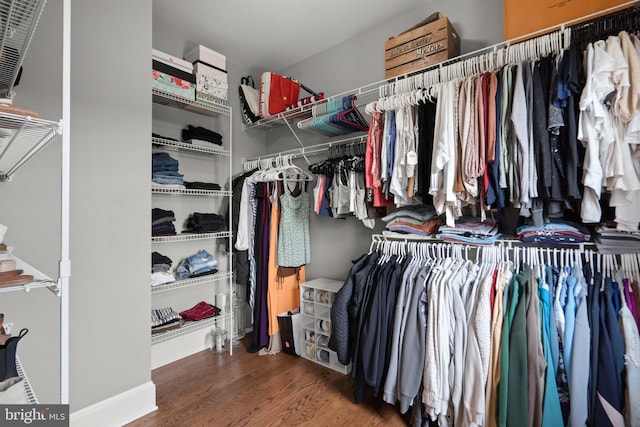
[
  {"xmin": 371, "ymin": 234, "xmax": 599, "ymax": 252},
  {"xmin": 245, "ymin": 134, "xmax": 366, "ymax": 165}
]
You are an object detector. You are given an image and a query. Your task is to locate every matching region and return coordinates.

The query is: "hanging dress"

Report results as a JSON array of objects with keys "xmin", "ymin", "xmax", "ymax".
[{"xmin": 277, "ymin": 182, "xmax": 311, "ymax": 268}]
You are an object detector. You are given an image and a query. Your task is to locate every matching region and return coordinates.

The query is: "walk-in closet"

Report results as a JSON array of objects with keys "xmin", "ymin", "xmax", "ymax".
[{"xmin": 1, "ymin": 0, "xmax": 640, "ymax": 426}]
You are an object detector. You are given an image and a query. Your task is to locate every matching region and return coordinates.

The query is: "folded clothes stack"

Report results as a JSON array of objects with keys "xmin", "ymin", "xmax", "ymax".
[
  {"xmin": 437, "ymin": 217, "xmax": 500, "ymax": 245},
  {"xmin": 381, "ymin": 206, "xmax": 442, "ymax": 237},
  {"xmin": 593, "ymin": 223, "xmax": 640, "ymax": 254},
  {"xmin": 151, "ymin": 307, "xmax": 182, "ymax": 334},
  {"xmin": 152, "ymin": 208, "xmax": 176, "ymax": 236},
  {"xmin": 184, "ymin": 212, "xmax": 225, "ymax": 233},
  {"xmin": 176, "ymin": 249, "xmax": 218, "ymax": 279},
  {"xmin": 182, "ymin": 125, "xmax": 223, "ymax": 146},
  {"xmin": 516, "ymin": 222, "xmax": 590, "ymax": 244},
  {"xmin": 179, "ymin": 301, "xmax": 221, "ymax": 322},
  {"xmin": 151, "ymin": 251, "xmax": 175, "ymax": 287},
  {"xmin": 183, "ymin": 181, "xmax": 221, "ymax": 191},
  {"xmin": 152, "ymin": 152, "xmax": 184, "ymax": 186},
  {"xmin": 0, "ymin": 230, "xmax": 34, "ymax": 288}
]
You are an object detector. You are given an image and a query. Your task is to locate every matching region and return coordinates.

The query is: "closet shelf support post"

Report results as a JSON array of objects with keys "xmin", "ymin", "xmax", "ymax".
[{"xmin": 282, "ymin": 117, "xmax": 310, "ymax": 165}]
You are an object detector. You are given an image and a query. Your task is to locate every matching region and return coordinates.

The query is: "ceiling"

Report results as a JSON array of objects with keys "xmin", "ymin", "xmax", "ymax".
[{"xmin": 153, "ymin": 0, "xmax": 427, "ymax": 71}]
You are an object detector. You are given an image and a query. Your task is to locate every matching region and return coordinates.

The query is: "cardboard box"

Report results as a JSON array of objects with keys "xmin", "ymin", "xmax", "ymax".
[
  {"xmin": 384, "ymin": 12, "xmax": 460, "ymax": 79},
  {"xmin": 504, "ymin": 0, "xmax": 630, "ymax": 40},
  {"xmin": 184, "ymin": 44, "xmax": 226, "ymax": 71}
]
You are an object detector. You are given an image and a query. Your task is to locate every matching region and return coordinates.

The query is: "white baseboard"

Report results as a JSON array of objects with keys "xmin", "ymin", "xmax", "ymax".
[
  {"xmin": 151, "ymin": 327, "xmax": 213, "ymax": 369},
  {"xmin": 70, "ymin": 381, "xmax": 156, "ymax": 427}
]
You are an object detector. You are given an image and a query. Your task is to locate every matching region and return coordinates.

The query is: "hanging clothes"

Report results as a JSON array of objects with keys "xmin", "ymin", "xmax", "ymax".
[
  {"xmin": 330, "ymin": 238, "xmax": 640, "ymax": 427},
  {"xmin": 277, "ymin": 181, "xmax": 311, "ymax": 268}
]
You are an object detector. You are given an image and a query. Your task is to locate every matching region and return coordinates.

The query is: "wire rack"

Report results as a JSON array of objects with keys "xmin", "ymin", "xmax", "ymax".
[
  {"xmin": 152, "ymin": 88, "xmax": 230, "ymax": 117},
  {"xmin": 0, "ymin": 111, "xmax": 61, "ymax": 181},
  {"xmin": 0, "ymin": 255, "xmax": 58, "ymax": 294},
  {"xmin": 151, "ymin": 231, "xmax": 231, "ymax": 243},
  {"xmin": 151, "ymin": 272, "xmax": 232, "ymax": 294},
  {"xmin": 152, "ymin": 136, "xmax": 230, "ymax": 156},
  {"xmin": 243, "ymin": 80, "xmax": 383, "ymax": 131},
  {"xmin": 151, "ymin": 186, "xmax": 230, "ymax": 197},
  {"xmin": 15, "ymin": 356, "xmax": 38, "ymax": 404},
  {"xmin": 0, "ymin": 0, "xmax": 47, "ymax": 99},
  {"xmin": 151, "ymin": 313, "xmax": 230, "ymax": 344}
]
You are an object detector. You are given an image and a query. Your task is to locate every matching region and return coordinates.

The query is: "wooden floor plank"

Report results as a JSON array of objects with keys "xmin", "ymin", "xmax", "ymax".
[{"xmin": 127, "ymin": 336, "xmax": 409, "ymax": 426}]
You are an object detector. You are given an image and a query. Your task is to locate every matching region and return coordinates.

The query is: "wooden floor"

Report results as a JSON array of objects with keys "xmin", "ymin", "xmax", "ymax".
[{"xmin": 127, "ymin": 335, "xmax": 409, "ymax": 426}]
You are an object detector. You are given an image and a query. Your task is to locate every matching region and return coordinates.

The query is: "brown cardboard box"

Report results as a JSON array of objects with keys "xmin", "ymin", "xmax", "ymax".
[
  {"xmin": 504, "ymin": 0, "xmax": 630, "ymax": 40},
  {"xmin": 384, "ymin": 12, "xmax": 460, "ymax": 79}
]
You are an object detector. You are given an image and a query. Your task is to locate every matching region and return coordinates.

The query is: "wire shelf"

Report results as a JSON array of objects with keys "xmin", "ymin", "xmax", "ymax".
[
  {"xmin": 15, "ymin": 356, "xmax": 38, "ymax": 404},
  {"xmin": 151, "ymin": 272, "xmax": 232, "ymax": 294},
  {"xmin": 151, "ymin": 186, "xmax": 230, "ymax": 197},
  {"xmin": 0, "ymin": 255, "xmax": 59, "ymax": 294},
  {"xmin": 0, "ymin": 0, "xmax": 47, "ymax": 99},
  {"xmin": 151, "ymin": 313, "xmax": 230, "ymax": 344},
  {"xmin": 152, "ymin": 88, "xmax": 230, "ymax": 116},
  {"xmin": 152, "ymin": 136, "xmax": 230, "ymax": 156},
  {"xmin": 151, "ymin": 231, "xmax": 231, "ymax": 243},
  {"xmin": 0, "ymin": 279, "xmax": 58, "ymax": 294},
  {"xmin": 243, "ymin": 81, "xmax": 383, "ymax": 131},
  {"xmin": 0, "ymin": 112, "xmax": 61, "ymax": 181}
]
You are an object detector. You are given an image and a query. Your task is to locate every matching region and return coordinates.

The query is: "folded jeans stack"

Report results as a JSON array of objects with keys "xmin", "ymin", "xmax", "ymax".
[
  {"xmin": 182, "ymin": 125, "xmax": 223, "ymax": 146},
  {"xmin": 152, "ymin": 152, "xmax": 183, "ymax": 186},
  {"xmin": 179, "ymin": 301, "xmax": 221, "ymax": 322},
  {"xmin": 152, "ymin": 208, "xmax": 176, "ymax": 236},
  {"xmin": 176, "ymin": 249, "xmax": 218, "ymax": 279},
  {"xmin": 151, "ymin": 251, "xmax": 175, "ymax": 287},
  {"xmin": 184, "ymin": 212, "xmax": 225, "ymax": 233},
  {"xmin": 151, "ymin": 307, "xmax": 182, "ymax": 334}
]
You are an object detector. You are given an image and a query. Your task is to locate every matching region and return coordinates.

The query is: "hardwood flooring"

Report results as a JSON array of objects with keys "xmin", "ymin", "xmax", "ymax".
[{"xmin": 127, "ymin": 336, "xmax": 409, "ymax": 426}]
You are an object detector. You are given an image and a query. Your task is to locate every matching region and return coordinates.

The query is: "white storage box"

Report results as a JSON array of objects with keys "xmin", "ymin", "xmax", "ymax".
[
  {"xmin": 184, "ymin": 44, "xmax": 226, "ymax": 71},
  {"xmin": 196, "ymin": 71, "xmax": 228, "ymax": 106},
  {"xmin": 152, "ymin": 48, "xmax": 193, "ymax": 74},
  {"xmin": 194, "ymin": 62, "xmax": 228, "ymax": 84}
]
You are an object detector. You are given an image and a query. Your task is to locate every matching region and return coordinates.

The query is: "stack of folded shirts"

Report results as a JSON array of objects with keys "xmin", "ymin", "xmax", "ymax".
[
  {"xmin": 593, "ymin": 224, "xmax": 640, "ymax": 254},
  {"xmin": 183, "ymin": 181, "xmax": 221, "ymax": 191},
  {"xmin": 381, "ymin": 207, "xmax": 441, "ymax": 236},
  {"xmin": 152, "ymin": 152, "xmax": 184, "ymax": 186},
  {"xmin": 151, "ymin": 307, "xmax": 182, "ymax": 334},
  {"xmin": 152, "ymin": 208, "xmax": 176, "ymax": 236},
  {"xmin": 436, "ymin": 217, "xmax": 500, "ymax": 245},
  {"xmin": 184, "ymin": 212, "xmax": 225, "ymax": 233},
  {"xmin": 179, "ymin": 301, "xmax": 221, "ymax": 322},
  {"xmin": 0, "ymin": 244, "xmax": 34, "ymax": 288},
  {"xmin": 151, "ymin": 251, "xmax": 175, "ymax": 287},
  {"xmin": 182, "ymin": 125, "xmax": 223, "ymax": 146},
  {"xmin": 516, "ymin": 222, "xmax": 590, "ymax": 244},
  {"xmin": 176, "ymin": 249, "xmax": 218, "ymax": 279}
]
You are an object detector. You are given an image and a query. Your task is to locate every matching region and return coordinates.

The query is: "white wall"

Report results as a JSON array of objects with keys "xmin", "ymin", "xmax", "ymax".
[
  {"xmin": 0, "ymin": 0, "xmax": 153, "ymax": 412},
  {"xmin": 68, "ymin": 0, "xmax": 152, "ymax": 412},
  {"xmin": 0, "ymin": 1, "xmax": 63, "ymax": 404},
  {"xmin": 273, "ymin": 0, "xmax": 505, "ymax": 280}
]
